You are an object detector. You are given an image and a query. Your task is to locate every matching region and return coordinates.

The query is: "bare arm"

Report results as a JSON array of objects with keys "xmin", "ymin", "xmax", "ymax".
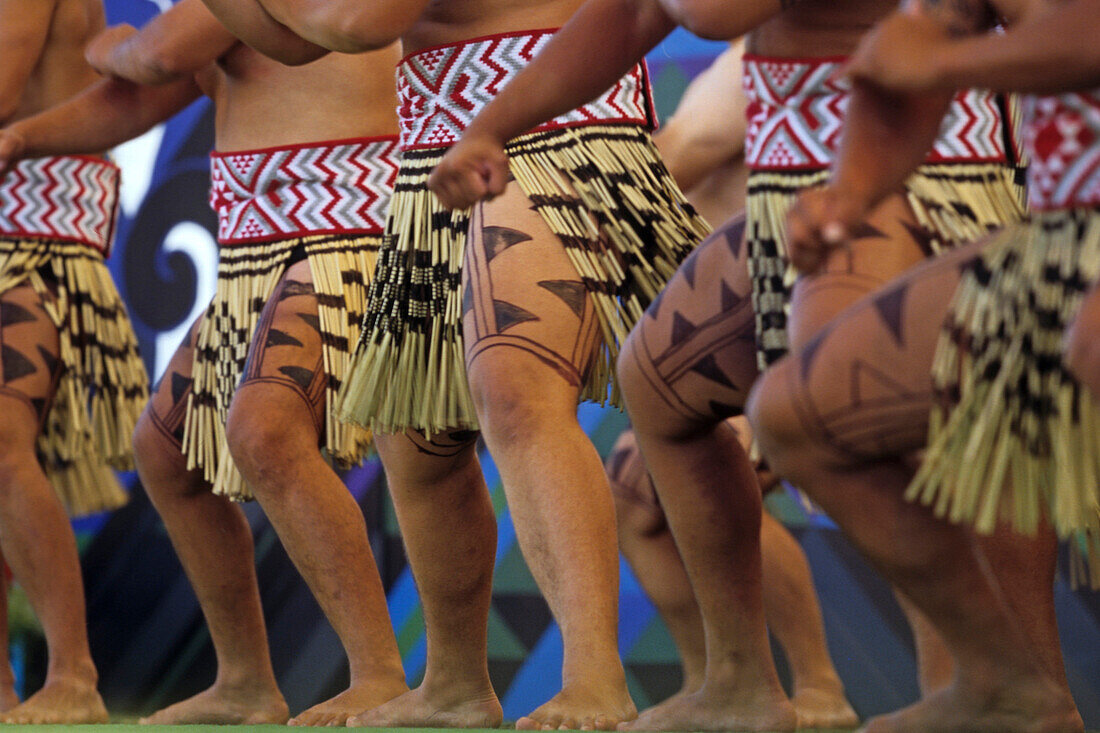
[
  {"xmin": 924, "ymin": 0, "xmax": 1100, "ymax": 92},
  {"xmin": 0, "ymin": 0, "xmax": 58, "ymax": 123},
  {"xmin": 200, "ymin": 0, "xmax": 328, "ymax": 65},
  {"xmin": 655, "ymin": 40, "xmax": 747, "ymax": 190},
  {"xmin": 84, "ymin": 0, "xmax": 237, "ymax": 85},
  {"xmin": 254, "ymin": 0, "xmax": 427, "ymax": 53},
  {"xmin": 787, "ymin": 0, "xmax": 996, "ymax": 273},
  {"xmin": 0, "ymin": 76, "xmax": 201, "ymax": 171}
]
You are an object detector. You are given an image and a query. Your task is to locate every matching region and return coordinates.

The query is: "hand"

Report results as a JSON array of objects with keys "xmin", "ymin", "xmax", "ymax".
[
  {"xmin": 842, "ymin": 11, "xmax": 950, "ymax": 93},
  {"xmin": 0, "ymin": 129, "xmax": 27, "ymax": 177},
  {"xmin": 428, "ymin": 133, "xmax": 510, "ymax": 210},
  {"xmin": 84, "ymin": 24, "xmax": 139, "ymax": 77},
  {"xmin": 785, "ymin": 186, "xmax": 865, "ymax": 275}
]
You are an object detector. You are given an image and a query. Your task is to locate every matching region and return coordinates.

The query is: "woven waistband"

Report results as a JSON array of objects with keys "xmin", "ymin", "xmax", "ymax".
[
  {"xmin": 0, "ymin": 155, "xmax": 119, "ymax": 254},
  {"xmin": 742, "ymin": 55, "xmax": 1009, "ymax": 171},
  {"xmin": 210, "ymin": 136, "xmax": 400, "ymax": 245},
  {"xmin": 398, "ymin": 29, "xmax": 655, "ymax": 151},
  {"xmin": 1024, "ymin": 91, "xmax": 1100, "ymax": 211}
]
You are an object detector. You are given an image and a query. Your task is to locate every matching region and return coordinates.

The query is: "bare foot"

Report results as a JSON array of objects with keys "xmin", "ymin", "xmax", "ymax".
[
  {"xmin": 617, "ymin": 683, "xmax": 795, "ymax": 732},
  {"xmin": 0, "ymin": 677, "xmax": 108, "ymax": 724},
  {"xmin": 516, "ymin": 684, "xmax": 637, "ymax": 731},
  {"xmin": 792, "ymin": 687, "xmax": 859, "ymax": 729},
  {"xmin": 347, "ymin": 684, "xmax": 502, "ymax": 728},
  {"xmin": 861, "ymin": 675, "xmax": 1082, "ymax": 733},
  {"xmin": 290, "ymin": 679, "xmax": 408, "ymax": 727},
  {"xmin": 139, "ymin": 682, "xmax": 289, "ymax": 725},
  {"xmin": 0, "ymin": 681, "xmax": 19, "ymax": 712}
]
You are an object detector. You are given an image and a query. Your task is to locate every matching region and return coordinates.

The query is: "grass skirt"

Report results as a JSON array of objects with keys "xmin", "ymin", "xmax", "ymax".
[
  {"xmin": 183, "ymin": 234, "xmax": 377, "ymax": 501},
  {"xmin": 908, "ymin": 209, "xmax": 1100, "ymax": 586},
  {"xmin": 746, "ymin": 163, "xmax": 1027, "ymax": 368},
  {"xmin": 0, "ymin": 238, "xmax": 146, "ymax": 516},
  {"xmin": 340, "ymin": 124, "xmax": 710, "ymax": 434}
]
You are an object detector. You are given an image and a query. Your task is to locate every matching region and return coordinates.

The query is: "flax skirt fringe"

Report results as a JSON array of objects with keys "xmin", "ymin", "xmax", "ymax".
[
  {"xmin": 908, "ymin": 209, "xmax": 1100, "ymax": 587},
  {"xmin": 183, "ymin": 234, "xmax": 377, "ymax": 501},
  {"xmin": 340, "ymin": 125, "xmax": 710, "ymax": 435},
  {"xmin": 0, "ymin": 238, "xmax": 147, "ymax": 516},
  {"xmin": 746, "ymin": 163, "xmax": 1027, "ymax": 369}
]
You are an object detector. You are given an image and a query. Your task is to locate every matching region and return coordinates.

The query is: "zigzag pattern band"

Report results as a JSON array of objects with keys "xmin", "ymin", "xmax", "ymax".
[
  {"xmin": 398, "ymin": 30, "xmax": 654, "ymax": 151},
  {"xmin": 743, "ymin": 55, "xmax": 1009, "ymax": 170},
  {"xmin": 210, "ymin": 136, "xmax": 401, "ymax": 244},
  {"xmin": 0, "ymin": 155, "xmax": 119, "ymax": 254}
]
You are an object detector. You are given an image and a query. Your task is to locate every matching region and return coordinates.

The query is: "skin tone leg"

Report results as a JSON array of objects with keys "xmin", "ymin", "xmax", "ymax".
[
  {"xmin": 616, "ymin": 215, "xmax": 795, "ymax": 732},
  {"xmin": 607, "ymin": 430, "xmax": 857, "ymax": 728},
  {"xmin": 348, "ymin": 430, "xmax": 502, "ymax": 729},
  {"xmin": 1064, "ymin": 281, "xmax": 1100, "ymax": 398},
  {"xmin": 748, "ymin": 241, "xmax": 1082, "ymax": 733},
  {"xmin": 225, "ymin": 259, "xmax": 407, "ymax": 726},
  {"xmin": 462, "ymin": 182, "xmax": 635, "ymax": 731},
  {"xmin": 0, "ymin": 283, "xmax": 107, "ymax": 724},
  {"xmin": 134, "ymin": 318, "xmax": 288, "ymax": 725}
]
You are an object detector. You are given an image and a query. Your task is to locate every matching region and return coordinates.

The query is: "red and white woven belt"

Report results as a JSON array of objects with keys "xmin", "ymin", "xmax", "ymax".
[
  {"xmin": 742, "ymin": 55, "xmax": 1009, "ymax": 171},
  {"xmin": 397, "ymin": 29, "xmax": 656, "ymax": 152},
  {"xmin": 1024, "ymin": 91, "xmax": 1100, "ymax": 211},
  {"xmin": 0, "ymin": 155, "xmax": 119, "ymax": 254},
  {"xmin": 209, "ymin": 136, "xmax": 401, "ymax": 245}
]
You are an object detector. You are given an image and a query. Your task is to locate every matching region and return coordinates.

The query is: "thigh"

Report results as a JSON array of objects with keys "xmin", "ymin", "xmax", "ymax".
[
  {"xmin": 0, "ymin": 282, "xmax": 62, "ymax": 429},
  {"xmin": 621, "ymin": 214, "xmax": 760, "ymax": 424},
  {"xmin": 236, "ymin": 259, "xmax": 326, "ymax": 438},
  {"xmin": 462, "ymin": 180, "xmax": 601, "ymax": 395},
  {"xmin": 770, "ymin": 239, "xmax": 986, "ymax": 465},
  {"xmin": 788, "ymin": 192, "xmax": 928, "ymax": 351},
  {"xmin": 145, "ymin": 317, "xmax": 203, "ymax": 449}
]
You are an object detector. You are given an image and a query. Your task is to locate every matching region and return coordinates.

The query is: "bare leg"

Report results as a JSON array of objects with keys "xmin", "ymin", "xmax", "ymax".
[
  {"xmin": 0, "ymin": 283, "xmax": 106, "ymax": 724},
  {"xmin": 0, "ymin": 552, "xmax": 18, "ymax": 711},
  {"xmin": 225, "ymin": 260, "xmax": 406, "ymax": 725},
  {"xmin": 134, "ymin": 319, "xmax": 288, "ymax": 725},
  {"xmin": 758, "ymin": 510, "xmax": 858, "ymax": 728},
  {"xmin": 607, "ymin": 428, "xmax": 856, "ymax": 728},
  {"xmin": 749, "ymin": 241, "xmax": 1082, "ymax": 732},
  {"xmin": 607, "ymin": 431, "xmax": 706, "ymax": 699},
  {"xmin": 348, "ymin": 430, "xmax": 502, "ymax": 729},
  {"xmin": 1064, "ymin": 281, "xmax": 1100, "ymax": 398},
  {"xmin": 462, "ymin": 183, "xmax": 634, "ymax": 730},
  {"xmin": 896, "ymin": 591, "xmax": 954, "ymax": 696},
  {"xmin": 617, "ymin": 216, "xmax": 795, "ymax": 732}
]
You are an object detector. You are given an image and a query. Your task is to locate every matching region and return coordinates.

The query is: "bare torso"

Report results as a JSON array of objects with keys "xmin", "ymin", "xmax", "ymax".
[
  {"xmin": 747, "ymin": 0, "xmax": 894, "ymax": 57},
  {"xmin": 10, "ymin": 0, "xmax": 105, "ymax": 122},
  {"xmin": 402, "ymin": 0, "xmax": 584, "ymax": 54},
  {"xmin": 197, "ymin": 43, "xmax": 400, "ymax": 152}
]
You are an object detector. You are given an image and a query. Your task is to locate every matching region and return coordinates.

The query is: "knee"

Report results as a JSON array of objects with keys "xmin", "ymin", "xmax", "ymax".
[
  {"xmin": 132, "ymin": 408, "xmax": 192, "ymax": 496},
  {"xmin": 224, "ymin": 394, "xmax": 302, "ymax": 486},
  {"xmin": 467, "ymin": 358, "xmax": 572, "ymax": 443},
  {"xmin": 745, "ymin": 361, "xmax": 815, "ymax": 485},
  {"xmin": 616, "ymin": 331, "xmax": 709, "ymax": 442}
]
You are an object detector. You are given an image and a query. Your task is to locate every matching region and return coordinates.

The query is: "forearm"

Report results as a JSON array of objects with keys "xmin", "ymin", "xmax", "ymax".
[
  {"xmin": 465, "ymin": 0, "xmax": 676, "ymax": 144},
  {"xmin": 8, "ymin": 77, "xmax": 199, "ymax": 159},
  {"xmin": 933, "ymin": 0, "xmax": 1100, "ymax": 93},
  {"xmin": 201, "ymin": 0, "xmax": 327, "ymax": 64},
  {"xmin": 830, "ymin": 82, "xmax": 952, "ymax": 213},
  {"xmin": 256, "ymin": 0, "xmax": 425, "ymax": 53}
]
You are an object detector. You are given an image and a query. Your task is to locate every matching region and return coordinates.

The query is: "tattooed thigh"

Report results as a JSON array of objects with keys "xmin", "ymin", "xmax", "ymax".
[
  {"xmin": 0, "ymin": 283, "xmax": 62, "ymax": 426},
  {"xmin": 144, "ymin": 317, "xmax": 202, "ymax": 449},
  {"xmin": 462, "ymin": 181, "xmax": 602, "ymax": 390},
  {"xmin": 405, "ymin": 427, "xmax": 481, "ymax": 458},
  {"xmin": 238, "ymin": 259, "xmax": 326, "ymax": 439},
  {"xmin": 777, "ymin": 240, "xmax": 984, "ymax": 463},
  {"xmin": 789, "ymin": 193, "xmax": 930, "ymax": 351},
  {"xmin": 623, "ymin": 214, "xmax": 760, "ymax": 423}
]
